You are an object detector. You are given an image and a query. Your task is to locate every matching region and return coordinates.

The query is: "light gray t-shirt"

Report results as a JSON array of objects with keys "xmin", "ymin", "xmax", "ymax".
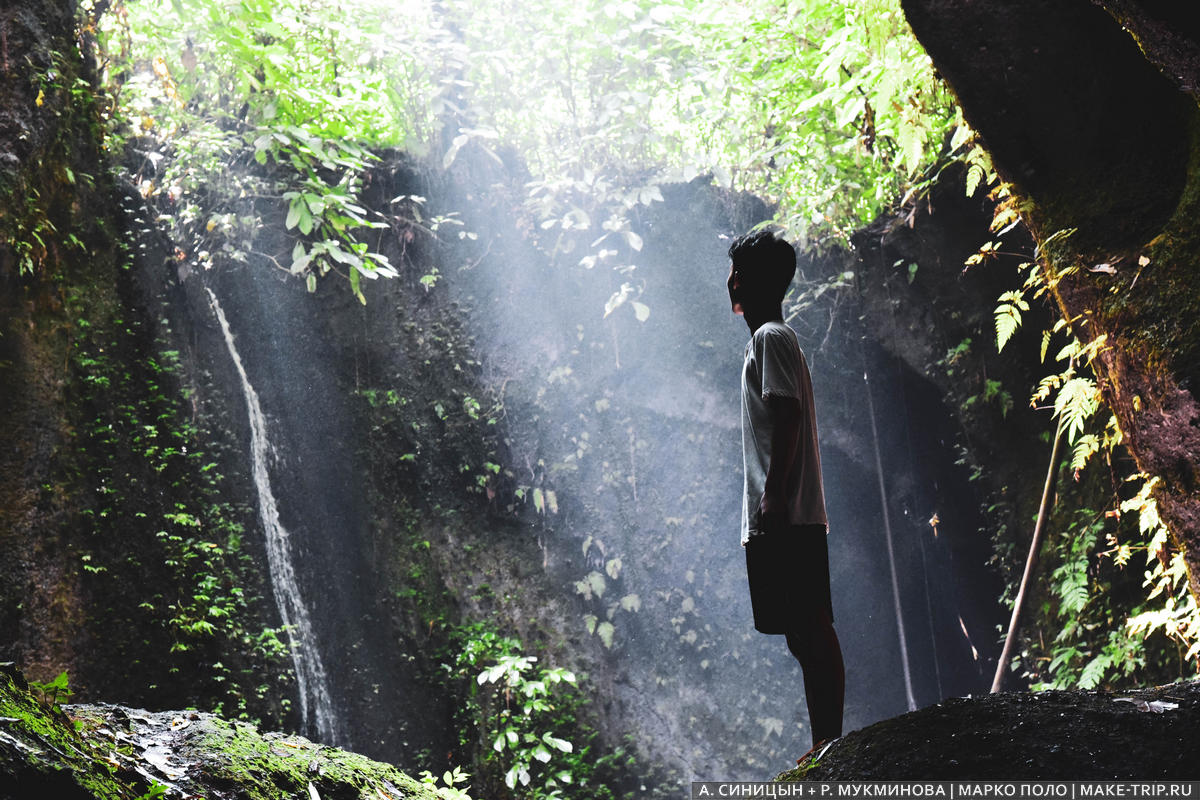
[{"xmin": 740, "ymin": 320, "xmax": 828, "ymax": 545}]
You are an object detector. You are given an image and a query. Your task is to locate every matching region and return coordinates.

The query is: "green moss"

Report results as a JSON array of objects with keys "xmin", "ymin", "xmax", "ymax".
[
  {"xmin": 0, "ymin": 665, "xmax": 134, "ymax": 800},
  {"xmin": 196, "ymin": 717, "xmax": 437, "ymax": 800},
  {"xmin": 1, "ymin": 662, "xmax": 445, "ymax": 799}
]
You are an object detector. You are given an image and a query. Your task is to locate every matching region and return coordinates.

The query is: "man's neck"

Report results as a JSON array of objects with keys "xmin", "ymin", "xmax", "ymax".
[{"xmin": 744, "ymin": 306, "xmax": 784, "ymax": 334}]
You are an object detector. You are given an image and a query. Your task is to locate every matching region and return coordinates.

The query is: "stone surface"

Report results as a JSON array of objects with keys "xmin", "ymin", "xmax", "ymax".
[
  {"xmin": 0, "ymin": 664, "xmax": 441, "ymax": 800},
  {"xmin": 783, "ymin": 679, "xmax": 1200, "ymax": 780}
]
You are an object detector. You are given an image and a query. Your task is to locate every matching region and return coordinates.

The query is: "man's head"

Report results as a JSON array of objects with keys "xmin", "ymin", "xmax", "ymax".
[{"xmin": 726, "ymin": 229, "xmax": 796, "ymax": 315}]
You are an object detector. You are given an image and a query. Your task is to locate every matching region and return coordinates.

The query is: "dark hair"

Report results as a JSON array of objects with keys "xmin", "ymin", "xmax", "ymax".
[{"xmin": 727, "ymin": 229, "xmax": 796, "ymax": 302}]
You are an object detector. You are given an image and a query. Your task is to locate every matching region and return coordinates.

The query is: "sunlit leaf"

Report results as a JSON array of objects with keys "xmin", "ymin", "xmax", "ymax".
[
  {"xmin": 587, "ymin": 570, "xmax": 606, "ymax": 599},
  {"xmin": 596, "ymin": 621, "xmax": 615, "ymax": 648},
  {"xmin": 603, "ymin": 283, "xmax": 634, "ymax": 318}
]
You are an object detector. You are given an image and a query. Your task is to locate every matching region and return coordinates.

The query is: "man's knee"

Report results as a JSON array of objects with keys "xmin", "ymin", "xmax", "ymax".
[
  {"xmin": 786, "ymin": 607, "xmax": 833, "ymax": 652},
  {"xmin": 790, "ymin": 605, "xmax": 833, "ymax": 636}
]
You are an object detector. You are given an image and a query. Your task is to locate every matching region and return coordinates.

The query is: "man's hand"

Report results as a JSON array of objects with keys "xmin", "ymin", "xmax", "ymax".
[{"xmin": 755, "ymin": 490, "xmax": 787, "ymax": 535}]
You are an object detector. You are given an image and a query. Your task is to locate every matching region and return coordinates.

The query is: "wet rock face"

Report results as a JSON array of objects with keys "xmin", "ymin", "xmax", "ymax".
[
  {"xmin": 901, "ymin": 0, "xmax": 1190, "ymax": 251},
  {"xmin": 902, "ymin": 0, "xmax": 1200, "ymax": 602},
  {"xmin": 782, "ymin": 680, "xmax": 1200, "ymax": 780},
  {"xmin": 1098, "ymin": 1, "xmax": 1200, "ymax": 96}
]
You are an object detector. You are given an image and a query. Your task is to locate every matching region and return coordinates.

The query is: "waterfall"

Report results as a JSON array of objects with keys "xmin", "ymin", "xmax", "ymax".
[
  {"xmin": 862, "ymin": 360, "xmax": 918, "ymax": 713},
  {"xmin": 206, "ymin": 287, "xmax": 343, "ymax": 744}
]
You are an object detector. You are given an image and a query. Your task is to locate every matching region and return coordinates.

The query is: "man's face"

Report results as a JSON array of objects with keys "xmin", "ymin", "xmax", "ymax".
[{"xmin": 727, "ymin": 261, "xmax": 744, "ymax": 316}]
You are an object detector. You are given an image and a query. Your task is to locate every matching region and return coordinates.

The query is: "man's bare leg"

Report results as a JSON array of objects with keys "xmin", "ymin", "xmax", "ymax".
[{"xmin": 786, "ymin": 607, "xmax": 845, "ymax": 748}]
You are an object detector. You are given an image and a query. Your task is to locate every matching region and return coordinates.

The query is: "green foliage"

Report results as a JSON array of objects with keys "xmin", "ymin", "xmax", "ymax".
[
  {"xmin": 1033, "ymin": 511, "xmax": 1133, "ymax": 690},
  {"xmin": 990, "ymin": 285, "xmax": 1183, "ymax": 689},
  {"xmin": 573, "ymin": 538, "xmax": 641, "ymax": 651},
  {"xmin": 675, "ymin": 0, "xmax": 955, "ymax": 242},
  {"xmin": 980, "ymin": 205, "xmax": 1199, "ymax": 687},
  {"xmin": 28, "ymin": 671, "xmax": 74, "ymax": 707},
  {"xmin": 1122, "ymin": 478, "xmax": 1200, "ymax": 664},
  {"xmin": 134, "ymin": 783, "xmax": 168, "ymax": 800},
  {"xmin": 67, "ymin": 282, "xmax": 285, "ymax": 722},
  {"xmin": 447, "ymin": 624, "xmax": 590, "ymax": 800},
  {"xmin": 445, "ymin": 0, "xmax": 951, "ymax": 235},
  {"xmin": 419, "ymin": 767, "xmax": 475, "ymax": 800},
  {"xmin": 1024, "ymin": 488, "xmax": 1197, "ymax": 691},
  {"xmin": 993, "ymin": 290, "xmax": 1029, "ymax": 353},
  {"xmin": 435, "ymin": 0, "xmax": 955, "ymax": 318},
  {"xmin": 443, "ymin": 624, "xmax": 659, "ymax": 800},
  {"xmin": 100, "ymin": 0, "xmax": 955, "ymax": 310},
  {"xmin": 97, "ymin": 0, "xmax": 404, "ymax": 301},
  {"xmin": 2, "ymin": 38, "xmax": 107, "ymax": 283}
]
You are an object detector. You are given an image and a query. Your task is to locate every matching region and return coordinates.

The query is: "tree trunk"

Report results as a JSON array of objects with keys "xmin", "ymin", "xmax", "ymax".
[{"xmin": 901, "ymin": 0, "xmax": 1200, "ymax": 598}]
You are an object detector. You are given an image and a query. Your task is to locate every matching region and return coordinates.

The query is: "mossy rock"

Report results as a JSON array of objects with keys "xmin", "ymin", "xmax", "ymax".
[
  {"xmin": 0, "ymin": 664, "xmax": 442, "ymax": 799},
  {"xmin": 0, "ymin": 664, "xmax": 129, "ymax": 799}
]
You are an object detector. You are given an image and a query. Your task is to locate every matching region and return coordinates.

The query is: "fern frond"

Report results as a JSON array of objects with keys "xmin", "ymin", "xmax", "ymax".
[
  {"xmin": 1054, "ymin": 376, "xmax": 1100, "ymax": 443},
  {"xmin": 994, "ymin": 290, "xmax": 1029, "ymax": 352},
  {"xmin": 1071, "ymin": 434, "xmax": 1100, "ymax": 471}
]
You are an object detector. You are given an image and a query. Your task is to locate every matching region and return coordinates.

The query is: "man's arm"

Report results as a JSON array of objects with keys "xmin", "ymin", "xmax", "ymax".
[{"xmin": 757, "ymin": 394, "xmax": 802, "ymax": 533}]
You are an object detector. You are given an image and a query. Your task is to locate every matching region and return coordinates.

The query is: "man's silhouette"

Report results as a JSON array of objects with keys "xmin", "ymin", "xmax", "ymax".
[{"xmin": 726, "ymin": 230, "xmax": 845, "ymax": 757}]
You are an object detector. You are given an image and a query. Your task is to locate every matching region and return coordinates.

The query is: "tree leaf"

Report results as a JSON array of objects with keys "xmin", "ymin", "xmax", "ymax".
[
  {"xmin": 285, "ymin": 200, "xmax": 302, "ymax": 230},
  {"xmin": 297, "ymin": 206, "xmax": 314, "ymax": 235}
]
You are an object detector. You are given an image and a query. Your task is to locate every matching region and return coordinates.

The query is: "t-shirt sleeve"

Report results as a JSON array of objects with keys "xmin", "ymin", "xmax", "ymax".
[{"xmin": 756, "ymin": 326, "xmax": 802, "ymax": 402}]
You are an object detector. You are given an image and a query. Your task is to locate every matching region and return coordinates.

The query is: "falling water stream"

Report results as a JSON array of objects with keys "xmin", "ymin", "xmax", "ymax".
[
  {"xmin": 862, "ymin": 359, "xmax": 918, "ymax": 712},
  {"xmin": 206, "ymin": 287, "xmax": 343, "ymax": 744}
]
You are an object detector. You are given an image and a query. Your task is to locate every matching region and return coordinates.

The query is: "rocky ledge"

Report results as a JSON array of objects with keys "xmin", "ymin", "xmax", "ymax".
[
  {"xmin": 6, "ymin": 661, "xmax": 1200, "ymax": 797},
  {"xmin": 782, "ymin": 681, "xmax": 1200, "ymax": 780}
]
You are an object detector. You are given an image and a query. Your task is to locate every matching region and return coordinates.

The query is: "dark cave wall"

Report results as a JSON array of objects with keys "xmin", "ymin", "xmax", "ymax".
[
  {"xmin": 902, "ymin": 0, "xmax": 1200, "ymax": 599},
  {"xmin": 846, "ymin": 162, "xmax": 1061, "ymax": 618},
  {"xmin": 0, "ymin": 0, "xmax": 94, "ymax": 683},
  {"xmin": 0, "ymin": 1, "xmax": 287, "ymax": 723}
]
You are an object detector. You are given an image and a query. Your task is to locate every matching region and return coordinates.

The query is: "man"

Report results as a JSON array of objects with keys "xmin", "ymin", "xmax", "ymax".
[{"xmin": 726, "ymin": 229, "xmax": 845, "ymax": 758}]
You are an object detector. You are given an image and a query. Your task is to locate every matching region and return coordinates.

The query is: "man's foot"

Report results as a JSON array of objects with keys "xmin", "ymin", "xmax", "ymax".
[{"xmin": 795, "ymin": 737, "xmax": 836, "ymax": 765}]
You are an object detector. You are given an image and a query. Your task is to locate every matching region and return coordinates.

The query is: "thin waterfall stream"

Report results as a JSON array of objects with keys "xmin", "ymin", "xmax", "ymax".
[
  {"xmin": 206, "ymin": 287, "xmax": 343, "ymax": 744},
  {"xmin": 862, "ymin": 358, "xmax": 918, "ymax": 712}
]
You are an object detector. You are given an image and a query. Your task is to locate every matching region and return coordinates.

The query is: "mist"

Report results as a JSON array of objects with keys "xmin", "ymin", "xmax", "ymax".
[{"xmin": 85, "ymin": 0, "xmax": 1007, "ymax": 786}]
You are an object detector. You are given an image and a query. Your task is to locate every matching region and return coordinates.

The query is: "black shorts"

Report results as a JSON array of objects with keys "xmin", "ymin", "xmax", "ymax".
[{"xmin": 745, "ymin": 524, "xmax": 834, "ymax": 634}]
